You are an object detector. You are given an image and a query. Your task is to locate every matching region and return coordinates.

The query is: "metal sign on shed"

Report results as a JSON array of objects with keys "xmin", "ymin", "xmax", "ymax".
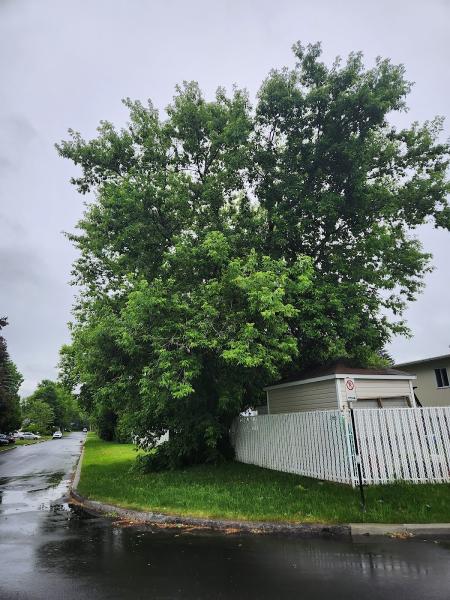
[{"xmin": 344, "ymin": 377, "xmax": 357, "ymax": 402}]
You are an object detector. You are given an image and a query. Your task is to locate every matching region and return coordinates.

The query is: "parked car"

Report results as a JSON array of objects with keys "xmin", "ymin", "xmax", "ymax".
[
  {"xmin": 0, "ymin": 434, "xmax": 10, "ymax": 446},
  {"xmin": 18, "ymin": 432, "xmax": 40, "ymax": 440},
  {"xmin": 6, "ymin": 433, "xmax": 16, "ymax": 444},
  {"xmin": 52, "ymin": 431, "xmax": 63, "ymax": 439},
  {"xmin": 82, "ymin": 428, "xmax": 88, "ymax": 433}
]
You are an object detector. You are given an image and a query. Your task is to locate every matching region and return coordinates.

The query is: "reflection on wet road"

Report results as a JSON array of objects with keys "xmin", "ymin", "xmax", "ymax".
[{"xmin": 1, "ymin": 433, "xmax": 450, "ymax": 599}]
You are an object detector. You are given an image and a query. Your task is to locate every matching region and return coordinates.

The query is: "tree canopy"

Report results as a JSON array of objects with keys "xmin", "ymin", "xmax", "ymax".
[
  {"xmin": 58, "ymin": 42, "xmax": 450, "ymax": 468},
  {"xmin": 22, "ymin": 379, "xmax": 84, "ymax": 433},
  {"xmin": 0, "ymin": 317, "xmax": 23, "ymax": 432}
]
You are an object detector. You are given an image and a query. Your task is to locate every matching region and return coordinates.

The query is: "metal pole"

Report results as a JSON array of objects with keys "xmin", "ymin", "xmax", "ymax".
[{"xmin": 349, "ymin": 403, "xmax": 366, "ymax": 512}]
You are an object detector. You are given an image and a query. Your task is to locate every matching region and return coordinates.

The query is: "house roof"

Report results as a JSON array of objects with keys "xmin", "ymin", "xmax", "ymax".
[
  {"xmin": 264, "ymin": 360, "xmax": 414, "ymax": 391},
  {"xmin": 395, "ymin": 353, "xmax": 450, "ymax": 368}
]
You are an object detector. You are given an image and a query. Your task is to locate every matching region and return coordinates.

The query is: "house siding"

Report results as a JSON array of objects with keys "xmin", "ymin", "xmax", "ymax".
[
  {"xmin": 268, "ymin": 379, "xmax": 338, "ymax": 414},
  {"xmin": 401, "ymin": 360, "xmax": 450, "ymax": 407}
]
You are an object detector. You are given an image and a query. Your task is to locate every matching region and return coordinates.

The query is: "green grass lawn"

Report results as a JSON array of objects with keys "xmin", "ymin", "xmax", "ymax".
[
  {"xmin": 78, "ymin": 434, "xmax": 450, "ymax": 524},
  {"xmin": 0, "ymin": 445, "xmax": 14, "ymax": 452},
  {"xmin": 15, "ymin": 436, "xmax": 53, "ymax": 446}
]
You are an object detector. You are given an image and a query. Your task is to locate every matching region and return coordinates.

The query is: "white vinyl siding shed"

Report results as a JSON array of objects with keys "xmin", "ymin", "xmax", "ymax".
[
  {"xmin": 267, "ymin": 379, "xmax": 337, "ymax": 414},
  {"xmin": 265, "ymin": 369, "xmax": 416, "ymax": 414},
  {"xmin": 336, "ymin": 378, "xmax": 414, "ymax": 410}
]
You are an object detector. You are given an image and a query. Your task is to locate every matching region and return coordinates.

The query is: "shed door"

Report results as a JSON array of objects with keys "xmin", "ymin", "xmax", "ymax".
[
  {"xmin": 353, "ymin": 399, "xmax": 379, "ymax": 409},
  {"xmin": 353, "ymin": 397, "xmax": 410, "ymax": 409}
]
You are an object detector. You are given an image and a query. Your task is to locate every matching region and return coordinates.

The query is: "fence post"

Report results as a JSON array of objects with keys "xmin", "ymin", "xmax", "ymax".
[
  {"xmin": 349, "ymin": 404, "xmax": 366, "ymax": 511},
  {"xmin": 342, "ymin": 410, "xmax": 357, "ymax": 488}
]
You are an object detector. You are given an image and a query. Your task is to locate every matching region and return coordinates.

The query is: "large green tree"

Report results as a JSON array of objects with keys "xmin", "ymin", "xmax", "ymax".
[
  {"xmin": 21, "ymin": 398, "xmax": 55, "ymax": 434},
  {"xmin": 0, "ymin": 318, "xmax": 23, "ymax": 432},
  {"xmin": 58, "ymin": 43, "xmax": 450, "ymax": 468},
  {"xmin": 23, "ymin": 379, "xmax": 81, "ymax": 431},
  {"xmin": 253, "ymin": 44, "xmax": 449, "ymax": 364}
]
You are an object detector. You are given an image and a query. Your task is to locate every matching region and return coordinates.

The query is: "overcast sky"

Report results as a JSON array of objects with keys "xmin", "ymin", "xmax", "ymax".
[{"xmin": 1, "ymin": 0, "xmax": 449, "ymax": 395}]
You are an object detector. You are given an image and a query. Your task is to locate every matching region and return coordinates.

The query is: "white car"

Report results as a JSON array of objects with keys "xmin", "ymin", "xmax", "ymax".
[
  {"xmin": 18, "ymin": 432, "xmax": 40, "ymax": 440},
  {"xmin": 52, "ymin": 431, "xmax": 63, "ymax": 439}
]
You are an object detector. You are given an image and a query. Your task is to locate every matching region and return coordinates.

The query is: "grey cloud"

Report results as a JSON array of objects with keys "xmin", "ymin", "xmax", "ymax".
[
  {"xmin": 0, "ymin": 115, "xmax": 37, "ymax": 143},
  {"xmin": 0, "ymin": 156, "xmax": 12, "ymax": 170},
  {"xmin": 0, "ymin": 114, "xmax": 37, "ymax": 170},
  {"xmin": 0, "ymin": 246, "xmax": 44, "ymax": 288},
  {"xmin": 0, "ymin": 212, "xmax": 27, "ymax": 235}
]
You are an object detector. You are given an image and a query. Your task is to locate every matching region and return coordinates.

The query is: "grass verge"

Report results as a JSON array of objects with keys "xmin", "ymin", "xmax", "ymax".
[
  {"xmin": 0, "ymin": 445, "xmax": 15, "ymax": 453},
  {"xmin": 78, "ymin": 434, "xmax": 450, "ymax": 524},
  {"xmin": 15, "ymin": 436, "xmax": 53, "ymax": 446},
  {"xmin": 0, "ymin": 436, "xmax": 53, "ymax": 452}
]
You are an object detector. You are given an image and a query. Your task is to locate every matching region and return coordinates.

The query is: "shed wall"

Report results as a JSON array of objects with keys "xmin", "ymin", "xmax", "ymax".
[
  {"xmin": 268, "ymin": 379, "xmax": 337, "ymax": 414},
  {"xmin": 337, "ymin": 378, "xmax": 412, "ymax": 409}
]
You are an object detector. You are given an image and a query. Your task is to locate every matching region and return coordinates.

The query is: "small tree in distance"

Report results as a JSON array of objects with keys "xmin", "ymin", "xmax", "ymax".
[
  {"xmin": 22, "ymin": 379, "xmax": 83, "ymax": 432},
  {"xmin": 21, "ymin": 399, "xmax": 55, "ymax": 434}
]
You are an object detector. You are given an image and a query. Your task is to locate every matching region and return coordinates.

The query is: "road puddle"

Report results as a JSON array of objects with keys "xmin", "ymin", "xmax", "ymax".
[{"xmin": 0, "ymin": 471, "xmax": 71, "ymax": 516}]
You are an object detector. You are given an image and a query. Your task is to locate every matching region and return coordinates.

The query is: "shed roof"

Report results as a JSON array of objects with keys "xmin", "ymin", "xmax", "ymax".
[{"xmin": 264, "ymin": 360, "xmax": 414, "ymax": 391}]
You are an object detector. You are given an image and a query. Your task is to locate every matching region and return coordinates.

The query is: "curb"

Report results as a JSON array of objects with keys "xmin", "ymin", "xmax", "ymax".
[
  {"xmin": 0, "ymin": 438, "xmax": 50, "ymax": 452},
  {"xmin": 16, "ymin": 438, "xmax": 52, "ymax": 447},
  {"xmin": 350, "ymin": 522, "xmax": 450, "ymax": 538},
  {"xmin": 68, "ymin": 443, "xmax": 349, "ymax": 537},
  {"xmin": 68, "ymin": 441, "xmax": 449, "ymax": 539},
  {"xmin": 71, "ymin": 442, "xmax": 85, "ymax": 490},
  {"xmin": 69, "ymin": 489, "xmax": 350, "ymax": 537},
  {"xmin": 0, "ymin": 445, "xmax": 17, "ymax": 454},
  {"xmin": 1, "ymin": 436, "xmax": 55, "ymax": 454}
]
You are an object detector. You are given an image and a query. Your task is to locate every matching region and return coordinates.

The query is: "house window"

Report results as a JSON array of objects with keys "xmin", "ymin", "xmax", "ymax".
[{"xmin": 434, "ymin": 368, "xmax": 449, "ymax": 388}]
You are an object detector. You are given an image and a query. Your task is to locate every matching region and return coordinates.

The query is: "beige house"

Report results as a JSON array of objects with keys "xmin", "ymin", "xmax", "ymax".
[
  {"xmin": 395, "ymin": 354, "xmax": 450, "ymax": 407},
  {"xmin": 262, "ymin": 362, "xmax": 416, "ymax": 414}
]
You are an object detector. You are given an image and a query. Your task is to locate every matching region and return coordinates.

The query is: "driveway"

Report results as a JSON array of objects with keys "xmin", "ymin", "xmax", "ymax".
[{"xmin": 1, "ymin": 432, "xmax": 450, "ymax": 599}]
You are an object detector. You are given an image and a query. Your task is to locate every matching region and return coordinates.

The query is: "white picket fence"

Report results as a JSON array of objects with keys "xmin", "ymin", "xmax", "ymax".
[
  {"xmin": 231, "ymin": 407, "xmax": 450, "ymax": 486},
  {"xmin": 231, "ymin": 410, "xmax": 354, "ymax": 484},
  {"xmin": 353, "ymin": 407, "xmax": 450, "ymax": 484}
]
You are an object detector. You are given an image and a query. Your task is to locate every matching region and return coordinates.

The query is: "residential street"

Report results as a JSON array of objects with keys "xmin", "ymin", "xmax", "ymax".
[{"xmin": 0, "ymin": 434, "xmax": 449, "ymax": 599}]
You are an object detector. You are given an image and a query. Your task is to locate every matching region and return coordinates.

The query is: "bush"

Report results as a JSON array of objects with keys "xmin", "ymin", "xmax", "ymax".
[
  {"xmin": 26, "ymin": 423, "xmax": 40, "ymax": 434},
  {"xmin": 96, "ymin": 407, "xmax": 117, "ymax": 441},
  {"xmin": 135, "ymin": 436, "xmax": 235, "ymax": 472},
  {"xmin": 115, "ymin": 413, "xmax": 136, "ymax": 443}
]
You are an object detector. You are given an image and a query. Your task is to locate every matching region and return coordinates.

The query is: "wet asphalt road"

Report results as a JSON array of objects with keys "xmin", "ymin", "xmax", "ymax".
[{"xmin": 1, "ymin": 434, "xmax": 450, "ymax": 600}]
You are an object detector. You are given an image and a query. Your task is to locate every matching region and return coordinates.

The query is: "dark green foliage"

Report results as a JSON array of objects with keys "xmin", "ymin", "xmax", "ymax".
[
  {"xmin": 58, "ymin": 43, "xmax": 450, "ymax": 468},
  {"xmin": 253, "ymin": 44, "xmax": 449, "ymax": 365},
  {"xmin": 22, "ymin": 379, "xmax": 82, "ymax": 433},
  {"xmin": 21, "ymin": 399, "xmax": 54, "ymax": 434},
  {"xmin": 0, "ymin": 318, "xmax": 23, "ymax": 432},
  {"xmin": 96, "ymin": 406, "xmax": 117, "ymax": 442},
  {"xmin": 377, "ymin": 348, "xmax": 395, "ymax": 367}
]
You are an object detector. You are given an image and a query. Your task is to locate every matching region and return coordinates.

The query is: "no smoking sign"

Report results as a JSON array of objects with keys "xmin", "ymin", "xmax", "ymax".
[{"xmin": 344, "ymin": 377, "xmax": 357, "ymax": 402}]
